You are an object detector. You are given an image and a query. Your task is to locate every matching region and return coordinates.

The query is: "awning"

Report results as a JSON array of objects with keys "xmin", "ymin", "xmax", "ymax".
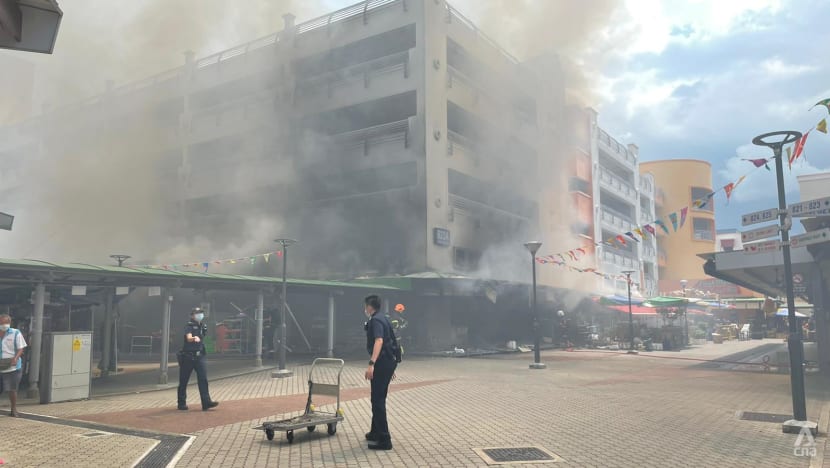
[
  {"xmin": 776, "ymin": 309, "xmax": 809, "ymax": 318},
  {"xmin": 599, "ymin": 294, "xmax": 645, "ymax": 305},
  {"xmin": 608, "ymin": 305, "xmax": 657, "ymax": 315},
  {"xmin": 643, "ymin": 296, "xmax": 690, "ymax": 307}
]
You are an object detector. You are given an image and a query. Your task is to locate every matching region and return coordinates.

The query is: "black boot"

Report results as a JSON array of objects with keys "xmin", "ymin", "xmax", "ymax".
[
  {"xmin": 177, "ymin": 403, "xmax": 188, "ymax": 410},
  {"xmin": 368, "ymin": 438, "xmax": 393, "ymax": 450},
  {"xmin": 365, "ymin": 432, "xmax": 378, "ymax": 441},
  {"xmin": 202, "ymin": 401, "xmax": 219, "ymax": 411}
]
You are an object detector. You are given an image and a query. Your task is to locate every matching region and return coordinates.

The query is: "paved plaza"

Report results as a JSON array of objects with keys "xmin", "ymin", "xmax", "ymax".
[{"xmin": 2, "ymin": 340, "xmax": 830, "ymax": 467}]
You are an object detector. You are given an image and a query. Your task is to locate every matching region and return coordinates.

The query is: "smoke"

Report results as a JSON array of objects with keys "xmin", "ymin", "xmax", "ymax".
[
  {"xmin": 1, "ymin": 0, "xmax": 622, "ymax": 292},
  {"xmin": 452, "ymin": 0, "xmax": 621, "ymax": 104},
  {"xmin": 0, "ymin": 0, "xmax": 329, "ymax": 263}
]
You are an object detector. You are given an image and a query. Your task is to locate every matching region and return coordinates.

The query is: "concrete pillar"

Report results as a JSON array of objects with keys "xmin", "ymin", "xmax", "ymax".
[
  {"xmin": 812, "ymin": 263, "xmax": 830, "ymax": 376},
  {"xmin": 27, "ymin": 283, "xmax": 45, "ymax": 400},
  {"xmin": 255, "ymin": 291, "xmax": 264, "ymax": 367},
  {"xmin": 159, "ymin": 292, "xmax": 173, "ymax": 384},
  {"xmin": 100, "ymin": 291, "xmax": 114, "ymax": 376},
  {"xmin": 327, "ymin": 294, "xmax": 335, "ymax": 358}
]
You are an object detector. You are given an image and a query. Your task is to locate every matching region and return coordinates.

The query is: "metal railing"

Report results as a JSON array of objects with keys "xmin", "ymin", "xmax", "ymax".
[
  {"xmin": 602, "ymin": 250, "xmax": 638, "ymax": 269},
  {"xmin": 297, "ymin": 49, "xmax": 411, "ymax": 97},
  {"xmin": 597, "ymin": 128, "xmax": 636, "ymax": 166},
  {"xmin": 600, "ymin": 207, "xmax": 634, "ymax": 232},
  {"xmin": 598, "ymin": 167, "xmax": 637, "ymax": 199},
  {"xmin": 296, "ymin": 0, "xmax": 403, "ymax": 35},
  {"xmin": 444, "ymin": 3, "xmax": 519, "ymax": 65}
]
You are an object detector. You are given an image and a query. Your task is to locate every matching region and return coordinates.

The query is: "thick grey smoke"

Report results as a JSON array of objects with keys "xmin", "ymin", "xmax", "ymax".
[{"xmin": 0, "ymin": 0, "xmax": 623, "ymax": 288}]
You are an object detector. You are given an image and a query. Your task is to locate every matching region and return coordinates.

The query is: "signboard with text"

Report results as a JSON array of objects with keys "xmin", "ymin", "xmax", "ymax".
[
  {"xmin": 433, "ymin": 228, "xmax": 451, "ymax": 247},
  {"xmin": 741, "ymin": 224, "xmax": 780, "ymax": 243},
  {"xmin": 790, "ymin": 228, "xmax": 830, "ymax": 249},
  {"xmin": 744, "ymin": 239, "xmax": 781, "ymax": 255},
  {"xmin": 789, "ymin": 197, "xmax": 830, "ymax": 218},
  {"xmin": 741, "ymin": 208, "xmax": 779, "ymax": 227}
]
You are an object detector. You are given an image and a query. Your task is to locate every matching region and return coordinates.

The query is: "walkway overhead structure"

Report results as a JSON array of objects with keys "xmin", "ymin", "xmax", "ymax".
[{"xmin": 0, "ymin": 258, "xmax": 400, "ymax": 400}]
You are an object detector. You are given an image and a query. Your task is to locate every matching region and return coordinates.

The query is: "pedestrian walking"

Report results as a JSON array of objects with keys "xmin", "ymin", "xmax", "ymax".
[
  {"xmin": 177, "ymin": 307, "xmax": 218, "ymax": 411},
  {"xmin": 0, "ymin": 314, "xmax": 26, "ymax": 417},
  {"xmin": 363, "ymin": 295, "xmax": 399, "ymax": 450}
]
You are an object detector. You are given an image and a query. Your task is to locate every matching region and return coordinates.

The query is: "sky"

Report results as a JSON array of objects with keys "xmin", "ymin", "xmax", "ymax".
[{"xmin": 3, "ymin": 0, "xmax": 830, "ymax": 235}]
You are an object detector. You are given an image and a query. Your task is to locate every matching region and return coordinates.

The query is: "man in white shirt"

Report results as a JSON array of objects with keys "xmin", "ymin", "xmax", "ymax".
[{"xmin": 0, "ymin": 314, "xmax": 27, "ymax": 417}]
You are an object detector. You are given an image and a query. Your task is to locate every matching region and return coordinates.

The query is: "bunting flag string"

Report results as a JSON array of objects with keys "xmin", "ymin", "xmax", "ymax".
[
  {"xmin": 536, "ymin": 153, "xmax": 773, "ymax": 279},
  {"xmin": 139, "ymin": 249, "xmax": 284, "ymax": 271}
]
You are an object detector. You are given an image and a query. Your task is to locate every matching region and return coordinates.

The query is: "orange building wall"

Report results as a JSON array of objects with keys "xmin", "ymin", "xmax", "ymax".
[{"xmin": 640, "ymin": 159, "xmax": 716, "ymax": 291}]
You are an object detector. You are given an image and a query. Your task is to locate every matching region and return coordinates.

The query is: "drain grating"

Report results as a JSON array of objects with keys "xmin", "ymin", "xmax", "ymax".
[
  {"xmin": 474, "ymin": 446, "xmax": 563, "ymax": 465},
  {"xmin": 78, "ymin": 432, "xmax": 111, "ymax": 438},
  {"xmin": 740, "ymin": 411, "xmax": 792, "ymax": 423}
]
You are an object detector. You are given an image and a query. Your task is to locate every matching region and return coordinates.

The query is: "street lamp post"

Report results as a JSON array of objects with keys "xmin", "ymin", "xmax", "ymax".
[
  {"xmin": 272, "ymin": 238, "xmax": 297, "ymax": 379},
  {"xmin": 110, "ymin": 254, "xmax": 131, "ymax": 267},
  {"xmin": 622, "ymin": 270, "xmax": 636, "ymax": 353},
  {"xmin": 680, "ymin": 279, "xmax": 688, "ymax": 347},
  {"xmin": 752, "ymin": 131, "xmax": 811, "ymax": 432},
  {"xmin": 524, "ymin": 241, "xmax": 546, "ymax": 370}
]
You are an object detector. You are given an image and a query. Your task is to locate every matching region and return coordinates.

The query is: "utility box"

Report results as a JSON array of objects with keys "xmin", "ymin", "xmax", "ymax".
[{"xmin": 40, "ymin": 332, "xmax": 92, "ymax": 404}]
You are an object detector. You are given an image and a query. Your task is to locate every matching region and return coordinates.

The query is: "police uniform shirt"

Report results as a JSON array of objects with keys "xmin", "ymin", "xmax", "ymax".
[
  {"xmin": 182, "ymin": 320, "xmax": 206, "ymax": 353},
  {"xmin": 366, "ymin": 313, "xmax": 393, "ymax": 362}
]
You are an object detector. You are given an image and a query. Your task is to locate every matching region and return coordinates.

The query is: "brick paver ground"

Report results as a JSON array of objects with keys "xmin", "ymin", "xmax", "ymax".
[
  {"xmin": 2, "ymin": 341, "xmax": 828, "ymax": 467},
  {"xmin": 0, "ymin": 416, "xmax": 155, "ymax": 468}
]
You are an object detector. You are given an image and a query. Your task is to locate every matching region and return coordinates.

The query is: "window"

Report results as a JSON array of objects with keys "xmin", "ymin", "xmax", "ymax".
[
  {"xmin": 568, "ymin": 176, "xmax": 590, "ymax": 194},
  {"xmin": 693, "ymin": 218, "xmax": 714, "ymax": 241},
  {"xmin": 453, "ymin": 247, "xmax": 481, "ymax": 272},
  {"xmin": 720, "ymin": 239, "xmax": 735, "ymax": 252},
  {"xmin": 691, "ymin": 187, "xmax": 713, "ymax": 212}
]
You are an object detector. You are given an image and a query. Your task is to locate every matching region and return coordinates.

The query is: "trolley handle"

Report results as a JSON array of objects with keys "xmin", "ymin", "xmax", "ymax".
[{"xmin": 309, "ymin": 358, "xmax": 345, "ymax": 382}]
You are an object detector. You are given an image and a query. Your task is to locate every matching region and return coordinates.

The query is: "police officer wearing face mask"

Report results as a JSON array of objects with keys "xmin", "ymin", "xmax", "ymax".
[{"xmin": 177, "ymin": 307, "xmax": 218, "ymax": 411}]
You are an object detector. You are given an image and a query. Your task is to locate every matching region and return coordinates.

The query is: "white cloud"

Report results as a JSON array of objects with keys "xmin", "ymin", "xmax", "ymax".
[{"xmin": 761, "ymin": 57, "xmax": 818, "ymax": 78}]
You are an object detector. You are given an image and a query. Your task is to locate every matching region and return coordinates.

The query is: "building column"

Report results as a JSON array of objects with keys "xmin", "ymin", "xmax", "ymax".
[
  {"xmin": 812, "ymin": 262, "xmax": 830, "ymax": 376},
  {"xmin": 327, "ymin": 294, "xmax": 335, "ymax": 358},
  {"xmin": 255, "ymin": 291, "xmax": 264, "ymax": 367},
  {"xmin": 159, "ymin": 292, "xmax": 173, "ymax": 384},
  {"xmin": 99, "ymin": 290, "xmax": 114, "ymax": 376},
  {"xmin": 27, "ymin": 283, "xmax": 46, "ymax": 400}
]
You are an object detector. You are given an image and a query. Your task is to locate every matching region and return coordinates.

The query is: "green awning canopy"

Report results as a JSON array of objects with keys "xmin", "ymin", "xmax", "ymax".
[{"xmin": 643, "ymin": 296, "xmax": 690, "ymax": 308}]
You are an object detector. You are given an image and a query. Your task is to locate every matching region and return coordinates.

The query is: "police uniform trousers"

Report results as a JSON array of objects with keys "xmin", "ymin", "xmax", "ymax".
[
  {"xmin": 370, "ymin": 358, "xmax": 397, "ymax": 442},
  {"xmin": 177, "ymin": 352, "xmax": 212, "ymax": 406}
]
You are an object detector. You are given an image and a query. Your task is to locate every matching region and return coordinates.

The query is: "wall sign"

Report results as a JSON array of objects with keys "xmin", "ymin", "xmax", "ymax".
[{"xmin": 433, "ymin": 228, "xmax": 450, "ymax": 247}]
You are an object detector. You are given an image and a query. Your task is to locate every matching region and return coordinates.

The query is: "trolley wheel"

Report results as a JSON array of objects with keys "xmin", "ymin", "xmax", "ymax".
[
  {"xmin": 327, "ymin": 423, "xmax": 337, "ymax": 436},
  {"xmin": 265, "ymin": 429, "xmax": 275, "ymax": 441},
  {"xmin": 307, "ymin": 426, "xmax": 316, "ymax": 433},
  {"xmin": 287, "ymin": 430, "xmax": 294, "ymax": 444}
]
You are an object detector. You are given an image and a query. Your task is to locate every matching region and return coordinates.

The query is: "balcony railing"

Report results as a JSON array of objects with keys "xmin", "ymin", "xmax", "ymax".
[
  {"xmin": 694, "ymin": 230, "xmax": 715, "ymax": 241},
  {"xmin": 444, "ymin": 3, "xmax": 519, "ymax": 65},
  {"xmin": 597, "ymin": 128, "xmax": 637, "ymax": 166},
  {"xmin": 295, "ymin": 0, "xmax": 405, "ymax": 35},
  {"xmin": 602, "ymin": 249, "xmax": 638, "ymax": 269},
  {"xmin": 600, "ymin": 207, "xmax": 634, "ymax": 233},
  {"xmin": 295, "ymin": 49, "xmax": 411, "ymax": 100},
  {"xmin": 598, "ymin": 167, "xmax": 637, "ymax": 200}
]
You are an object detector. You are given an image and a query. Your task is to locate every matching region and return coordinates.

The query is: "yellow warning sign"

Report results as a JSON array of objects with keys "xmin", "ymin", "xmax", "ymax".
[{"xmin": 72, "ymin": 338, "xmax": 81, "ymax": 352}]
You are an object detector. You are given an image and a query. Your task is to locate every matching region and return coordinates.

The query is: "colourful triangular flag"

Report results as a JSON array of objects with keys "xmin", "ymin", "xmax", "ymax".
[
  {"xmin": 743, "ymin": 158, "xmax": 768, "ymax": 168},
  {"xmin": 567, "ymin": 251, "xmax": 577, "ymax": 261},
  {"xmin": 616, "ymin": 235, "xmax": 627, "ymax": 246},
  {"xmin": 264, "ymin": 253, "xmax": 271, "ymax": 263},
  {"xmin": 644, "ymin": 224, "xmax": 656, "ymax": 236},
  {"xmin": 669, "ymin": 213, "xmax": 679, "ymax": 232},
  {"xmin": 634, "ymin": 228, "xmax": 645, "ymax": 239},
  {"xmin": 790, "ymin": 131, "xmax": 810, "ymax": 168},
  {"xmin": 693, "ymin": 199, "xmax": 703, "ymax": 208},
  {"xmin": 817, "ymin": 118, "xmax": 827, "ymax": 134},
  {"xmin": 654, "ymin": 220, "xmax": 670, "ymax": 235},
  {"xmin": 735, "ymin": 175, "xmax": 747, "ymax": 188},
  {"xmin": 811, "ymin": 98, "xmax": 830, "ymax": 113},
  {"xmin": 625, "ymin": 232, "xmax": 640, "ymax": 243},
  {"xmin": 679, "ymin": 207, "xmax": 688, "ymax": 229},
  {"xmin": 724, "ymin": 183, "xmax": 735, "ymax": 204}
]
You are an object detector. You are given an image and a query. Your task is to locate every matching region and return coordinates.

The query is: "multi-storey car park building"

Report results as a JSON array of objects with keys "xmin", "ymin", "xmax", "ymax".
[{"xmin": 0, "ymin": 0, "xmax": 658, "ymax": 350}]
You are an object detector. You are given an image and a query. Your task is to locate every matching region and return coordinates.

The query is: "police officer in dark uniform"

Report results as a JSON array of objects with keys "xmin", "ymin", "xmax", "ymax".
[
  {"xmin": 363, "ymin": 295, "xmax": 397, "ymax": 450},
  {"xmin": 177, "ymin": 307, "xmax": 218, "ymax": 411}
]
